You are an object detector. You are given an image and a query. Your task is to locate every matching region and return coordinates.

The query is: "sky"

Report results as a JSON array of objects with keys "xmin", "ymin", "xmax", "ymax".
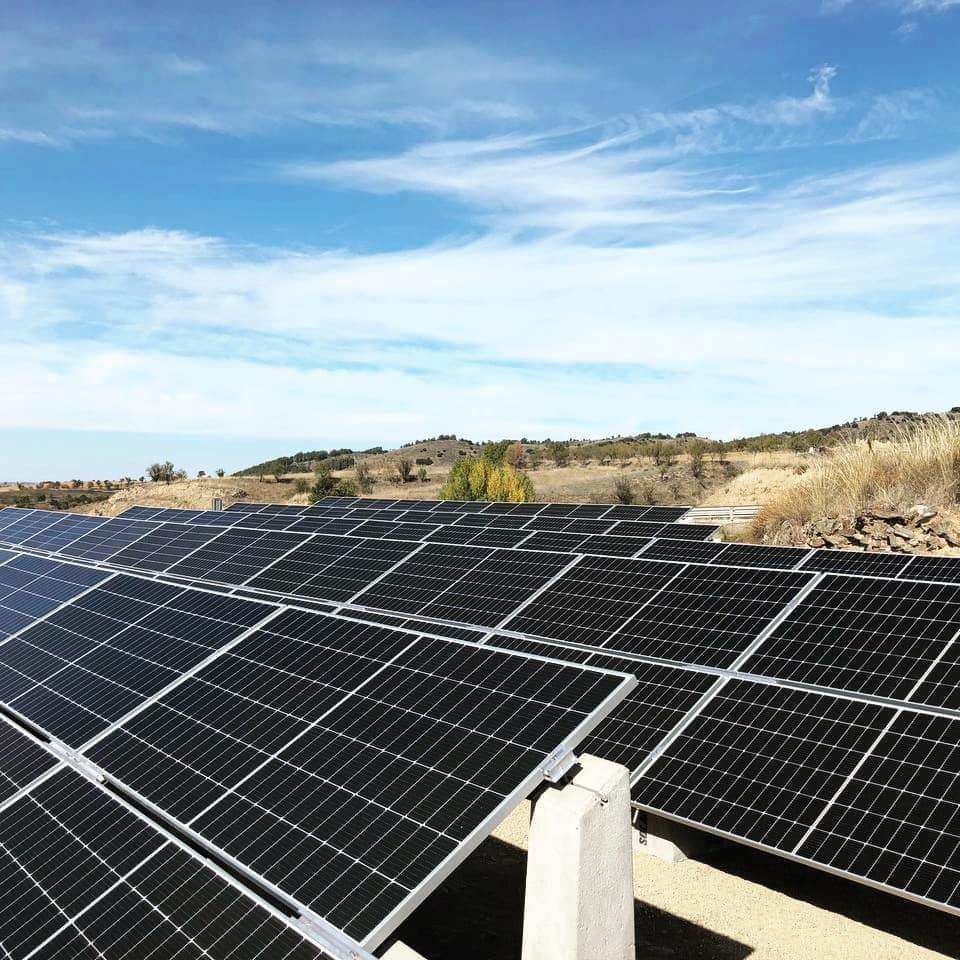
[{"xmin": 2, "ymin": 0, "xmax": 959, "ymax": 479}]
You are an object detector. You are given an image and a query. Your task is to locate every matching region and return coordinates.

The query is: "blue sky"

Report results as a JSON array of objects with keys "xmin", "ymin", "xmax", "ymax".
[{"xmin": 2, "ymin": 0, "xmax": 959, "ymax": 479}]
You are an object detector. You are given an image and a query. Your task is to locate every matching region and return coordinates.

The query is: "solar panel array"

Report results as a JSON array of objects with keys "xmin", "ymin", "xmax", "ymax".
[
  {"xmin": 0, "ymin": 536, "xmax": 635, "ymax": 958},
  {"xmin": 3, "ymin": 502, "xmax": 960, "ymax": 919}
]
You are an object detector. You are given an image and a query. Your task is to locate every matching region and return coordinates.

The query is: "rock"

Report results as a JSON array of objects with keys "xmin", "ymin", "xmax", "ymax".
[
  {"xmin": 892, "ymin": 524, "xmax": 916, "ymax": 540},
  {"xmin": 870, "ymin": 511, "xmax": 906, "ymax": 524},
  {"xmin": 910, "ymin": 504, "xmax": 938, "ymax": 523}
]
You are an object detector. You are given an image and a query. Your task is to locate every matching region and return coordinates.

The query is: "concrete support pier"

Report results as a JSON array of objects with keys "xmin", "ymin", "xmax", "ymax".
[
  {"xmin": 521, "ymin": 754, "xmax": 634, "ymax": 960},
  {"xmin": 632, "ymin": 808, "xmax": 713, "ymax": 863}
]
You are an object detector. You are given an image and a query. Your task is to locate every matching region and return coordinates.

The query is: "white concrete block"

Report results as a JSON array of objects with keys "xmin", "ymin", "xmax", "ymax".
[
  {"xmin": 632, "ymin": 809, "xmax": 711, "ymax": 863},
  {"xmin": 381, "ymin": 941, "xmax": 429, "ymax": 960},
  {"xmin": 522, "ymin": 754, "xmax": 634, "ymax": 960}
]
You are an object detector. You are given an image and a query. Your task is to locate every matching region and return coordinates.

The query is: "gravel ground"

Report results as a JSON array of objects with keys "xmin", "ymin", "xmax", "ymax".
[{"xmin": 389, "ymin": 802, "xmax": 960, "ymax": 960}]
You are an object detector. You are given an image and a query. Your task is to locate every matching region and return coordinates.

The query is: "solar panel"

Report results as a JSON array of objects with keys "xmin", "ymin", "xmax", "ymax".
[
  {"xmin": 0, "ymin": 767, "xmax": 330, "ymax": 960},
  {"xmin": 61, "ymin": 517, "xmax": 160, "ymax": 562},
  {"xmin": 796, "ymin": 710, "xmax": 960, "ymax": 910},
  {"xmin": 83, "ymin": 611, "xmax": 633, "ymax": 947},
  {"xmin": 116, "ymin": 504, "xmax": 167, "ymax": 519},
  {"xmin": 0, "ymin": 509, "xmax": 66, "ymax": 545},
  {"xmin": 0, "ymin": 553, "xmax": 112, "ymax": 641},
  {"xmin": 650, "ymin": 522, "xmax": 718, "ymax": 541},
  {"xmin": 605, "ymin": 520, "xmax": 664, "ymax": 538},
  {"xmin": 902, "ymin": 554, "xmax": 960, "ymax": 584},
  {"xmin": 518, "ymin": 531, "xmax": 582, "ymax": 554},
  {"xmin": 0, "ymin": 715, "xmax": 58, "ymax": 801},
  {"xmin": 609, "ymin": 565, "xmax": 814, "ymax": 667},
  {"xmin": 640, "ymin": 539, "xmax": 730, "ymax": 564},
  {"xmin": 353, "ymin": 543, "xmax": 492, "ymax": 615},
  {"xmin": 577, "ymin": 534, "xmax": 651, "ymax": 558},
  {"xmin": 741, "ymin": 574, "xmax": 960, "ymax": 700},
  {"xmin": 564, "ymin": 518, "xmax": 617, "ymax": 535},
  {"xmin": 715, "ymin": 542, "xmax": 812, "ymax": 570},
  {"xmin": 424, "ymin": 524, "xmax": 480, "ymax": 544},
  {"xmin": 349, "ymin": 520, "xmax": 440, "ymax": 541},
  {"xmin": 632, "ymin": 680, "xmax": 894, "ymax": 851},
  {"xmin": 0, "ymin": 574, "xmax": 275, "ymax": 746},
  {"xmin": 798, "ymin": 549, "xmax": 916, "ymax": 577},
  {"xmin": 454, "ymin": 513, "xmax": 531, "ymax": 529},
  {"xmin": 17, "ymin": 514, "xmax": 107, "ymax": 552},
  {"xmin": 602, "ymin": 505, "xmax": 653, "ymax": 521},
  {"xmin": 524, "ymin": 515, "xmax": 581, "ymax": 533},
  {"xmin": 108, "ymin": 522, "xmax": 219, "ymax": 572},
  {"xmin": 0, "ymin": 507, "xmax": 36, "ymax": 532},
  {"xmin": 416, "ymin": 548, "xmax": 574, "ymax": 627},
  {"xmin": 501, "ymin": 555, "xmax": 682, "ymax": 648},
  {"xmin": 232, "ymin": 512, "xmax": 300, "ymax": 530},
  {"xmin": 467, "ymin": 528, "xmax": 534, "ymax": 549},
  {"xmin": 642, "ymin": 507, "xmax": 690, "ymax": 522},
  {"xmin": 166, "ymin": 529, "xmax": 307, "ymax": 585}
]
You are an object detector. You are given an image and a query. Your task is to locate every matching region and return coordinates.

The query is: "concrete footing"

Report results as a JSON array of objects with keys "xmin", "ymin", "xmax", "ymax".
[
  {"xmin": 381, "ymin": 941, "xmax": 428, "ymax": 960},
  {"xmin": 632, "ymin": 809, "xmax": 713, "ymax": 863},
  {"xmin": 521, "ymin": 754, "xmax": 634, "ymax": 960}
]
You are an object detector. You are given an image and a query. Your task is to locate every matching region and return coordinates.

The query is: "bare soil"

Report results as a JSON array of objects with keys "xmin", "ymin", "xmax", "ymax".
[{"xmin": 390, "ymin": 802, "xmax": 960, "ymax": 960}]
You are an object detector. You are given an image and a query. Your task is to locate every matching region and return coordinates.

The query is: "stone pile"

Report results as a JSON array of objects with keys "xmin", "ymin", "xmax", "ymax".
[{"xmin": 769, "ymin": 505, "xmax": 960, "ymax": 554}]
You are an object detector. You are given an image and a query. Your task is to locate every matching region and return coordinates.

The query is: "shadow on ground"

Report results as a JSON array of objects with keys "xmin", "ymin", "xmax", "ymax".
[
  {"xmin": 702, "ymin": 842, "xmax": 960, "ymax": 959},
  {"xmin": 386, "ymin": 835, "xmax": 752, "ymax": 960}
]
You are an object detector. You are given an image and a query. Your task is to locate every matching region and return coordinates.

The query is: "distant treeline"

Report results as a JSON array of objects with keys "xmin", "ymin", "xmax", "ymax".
[{"xmin": 236, "ymin": 446, "xmax": 385, "ymax": 477}]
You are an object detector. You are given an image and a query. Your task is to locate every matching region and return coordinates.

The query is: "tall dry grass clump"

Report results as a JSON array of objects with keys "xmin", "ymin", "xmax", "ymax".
[{"xmin": 757, "ymin": 416, "xmax": 960, "ymax": 534}]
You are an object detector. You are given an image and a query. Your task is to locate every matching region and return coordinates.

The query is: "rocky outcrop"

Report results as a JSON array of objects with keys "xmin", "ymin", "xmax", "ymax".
[{"xmin": 766, "ymin": 505, "xmax": 960, "ymax": 554}]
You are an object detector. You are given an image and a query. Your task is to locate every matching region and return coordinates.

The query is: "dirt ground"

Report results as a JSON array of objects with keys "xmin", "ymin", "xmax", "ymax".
[{"xmin": 391, "ymin": 802, "xmax": 960, "ymax": 960}]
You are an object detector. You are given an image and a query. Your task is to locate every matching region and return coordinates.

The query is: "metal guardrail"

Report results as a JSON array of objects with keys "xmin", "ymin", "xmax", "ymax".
[{"xmin": 682, "ymin": 505, "xmax": 761, "ymax": 523}]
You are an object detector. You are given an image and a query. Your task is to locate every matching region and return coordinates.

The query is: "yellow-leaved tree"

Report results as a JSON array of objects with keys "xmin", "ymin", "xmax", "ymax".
[{"xmin": 440, "ymin": 458, "xmax": 535, "ymax": 502}]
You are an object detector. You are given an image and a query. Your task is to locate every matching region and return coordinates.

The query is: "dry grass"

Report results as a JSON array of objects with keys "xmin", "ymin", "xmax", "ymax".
[{"xmin": 758, "ymin": 416, "xmax": 960, "ymax": 530}]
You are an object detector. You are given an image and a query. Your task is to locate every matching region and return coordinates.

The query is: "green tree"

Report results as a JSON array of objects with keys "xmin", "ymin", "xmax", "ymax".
[
  {"xmin": 147, "ymin": 461, "xmax": 176, "ymax": 483},
  {"xmin": 688, "ymin": 440, "xmax": 707, "ymax": 481},
  {"xmin": 480, "ymin": 439, "xmax": 512, "ymax": 464},
  {"xmin": 440, "ymin": 459, "xmax": 534, "ymax": 502},
  {"xmin": 544, "ymin": 440, "xmax": 570, "ymax": 467}
]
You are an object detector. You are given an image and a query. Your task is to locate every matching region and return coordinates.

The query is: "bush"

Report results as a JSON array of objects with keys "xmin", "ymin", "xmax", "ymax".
[
  {"xmin": 613, "ymin": 477, "xmax": 635, "ymax": 504},
  {"xmin": 440, "ymin": 459, "xmax": 534, "ymax": 502},
  {"xmin": 395, "ymin": 458, "xmax": 414, "ymax": 483},
  {"xmin": 147, "ymin": 461, "xmax": 176, "ymax": 483},
  {"xmin": 688, "ymin": 440, "xmax": 707, "ymax": 481},
  {"xmin": 216, "ymin": 467, "xmax": 225, "ymax": 478},
  {"xmin": 308, "ymin": 475, "xmax": 357, "ymax": 503},
  {"xmin": 544, "ymin": 440, "xmax": 570, "ymax": 467},
  {"xmin": 415, "ymin": 457, "xmax": 433, "ymax": 466},
  {"xmin": 355, "ymin": 461, "xmax": 374, "ymax": 494},
  {"xmin": 480, "ymin": 440, "xmax": 512, "ymax": 464},
  {"xmin": 505, "ymin": 442, "xmax": 527, "ymax": 469},
  {"xmin": 294, "ymin": 478, "xmax": 310, "ymax": 494},
  {"xmin": 417, "ymin": 466, "xmax": 428, "ymax": 483}
]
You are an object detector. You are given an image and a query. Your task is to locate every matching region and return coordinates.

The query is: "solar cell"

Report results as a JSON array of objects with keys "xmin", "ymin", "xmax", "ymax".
[
  {"xmin": 61, "ymin": 518, "xmax": 159, "ymax": 563},
  {"xmin": 349, "ymin": 520, "xmax": 440, "ymax": 541},
  {"xmin": 640, "ymin": 539, "xmax": 729, "ymax": 564},
  {"xmin": 741, "ymin": 574, "xmax": 960, "ymax": 700},
  {"xmin": 902, "ymin": 554, "xmax": 960, "ymax": 584},
  {"xmin": 0, "ymin": 509, "xmax": 66, "ymax": 545},
  {"xmin": 715, "ymin": 543, "xmax": 812, "ymax": 570},
  {"xmin": 17, "ymin": 514, "xmax": 108, "ymax": 552},
  {"xmin": 501, "ymin": 555, "xmax": 682, "ymax": 648},
  {"xmin": 603, "ymin": 505, "xmax": 653, "ymax": 521},
  {"xmin": 417, "ymin": 548, "xmax": 574, "ymax": 627},
  {"xmin": 424, "ymin": 524, "xmax": 480, "ymax": 544},
  {"xmin": 0, "ymin": 574, "xmax": 275, "ymax": 746},
  {"xmin": 232, "ymin": 512, "xmax": 300, "ymax": 530},
  {"xmin": 524, "ymin": 516, "xmax": 580, "ymax": 532},
  {"xmin": 353, "ymin": 543, "xmax": 492, "ymax": 615},
  {"xmin": 632, "ymin": 680, "xmax": 894, "ymax": 851},
  {"xmin": 650, "ymin": 522, "xmax": 718, "ymax": 541},
  {"xmin": 576, "ymin": 534, "xmax": 651, "ymax": 558},
  {"xmin": 454, "ymin": 513, "xmax": 531, "ymax": 529},
  {"xmin": 799, "ymin": 549, "xmax": 915, "ymax": 577},
  {"xmin": 244, "ymin": 535, "xmax": 362, "ymax": 595},
  {"xmin": 518, "ymin": 531, "xmax": 583, "ymax": 554},
  {"xmin": 0, "ymin": 716, "xmax": 58, "ymax": 802},
  {"xmin": 0, "ymin": 767, "xmax": 329, "ymax": 960},
  {"xmin": 467, "ymin": 528, "xmax": 533, "ymax": 549},
  {"xmin": 166, "ymin": 529, "xmax": 307, "ymax": 585},
  {"xmin": 564, "ymin": 518, "xmax": 617, "ymax": 535},
  {"xmin": 0, "ymin": 507, "xmax": 35, "ymax": 532},
  {"xmin": 84, "ymin": 611, "xmax": 632, "ymax": 946},
  {"xmin": 641, "ymin": 507, "xmax": 690, "ymax": 522},
  {"xmin": 606, "ymin": 520, "xmax": 665, "ymax": 538},
  {"xmin": 610, "ymin": 565, "xmax": 813, "ymax": 667},
  {"xmin": 116, "ymin": 505, "xmax": 166, "ymax": 520},
  {"xmin": 108, "ymin": 522, "xmax": 218, "ymax": 572},
  {"xmin": 796, "ymin": 710, "xmax": 960, "ymax": 910}
]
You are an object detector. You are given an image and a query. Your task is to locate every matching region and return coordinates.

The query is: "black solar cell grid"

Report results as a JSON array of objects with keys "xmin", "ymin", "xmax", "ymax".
[
  {"xmin": 0, "ymin": 719, "xmax": 58, "ymax": 802},
  {"xmin": 467, "ymin": 528, "xmax": 533, "ymax": 549},
  {"xmin": 117, "ymin": 505, "xmax": 167, "ymax": 519},
  {"xmin": 350, "ymin": 520, "xmax": 440, "ymax": 541},
  {"xmin": 651, "ymin": 522, "xmax": 718, "ymax": 541},
  {"xmin": 716, "ymin": 543, "xmax": 812, "ymax": 570},
  {"xmin": 524, "ymin": 515, "xmax": 579, "ymax": 532},
  {"xmin": 0, "ymin": 575, "xmax": 274, "ymax": 747},
  {"xmin": 642, "ymin": 507, "xmax": 690, "ymax": 522},
  {"xmin": 189, "ymin": 511, "xmax": 238, "ymax": 527},
  {"xmin": 610, "ymin": 565, "xmax": 813, "ymax": 667},
  {"xmin": 399, "ymin": 500, "xmax": 436, "ymax": 512},
  {"xmin": 224, "ymin": 501, "xmax": 264, "ymax": 512},
  {"xmin": 603, "ymin": 505, "xmax": 654, "ymax": 520},
  {"xmin": 344, "ymin": 507, "xmax": 392, "ymax": 520},
  {"xmin": 455, "ymin": 513, "xmax": 531, "ymax": 528},
  {"xmin": 502, "ymin": 555, "xmax": 683, "ymax": 648},
  {"xmin": 108, "ymin": 522, "xmax": 218, "ymax": 572},
  {"xmin": 741, "ymin": 574, "xmax": 960, "ymax": 700},
  {"xmin": 61, "ymin": 518, "xmax": 159, "ymax": 563},
  {"xmin": 315, "ymin": 518, "xmax": 364, "ymax": 536},
  {"xmin": 152, "ymin": 508, "xmax": 206, "ymax": 523},
  {"xmin": 0, "ymin": 507, "xmax": 36, "ymax": 531},
  {"xmin": 606, "ymin": 520, "xmax": 665, "ymax": 538},
  {"xmin": 258, "ymin": 504, "xmax": 309, "ymax": 516},
  {"xmin": 232, "ymin": 512, "xmax": 299, "ymax": 530},
  {"xmin": 577, "ymin": 534, "xmax": 650, "ymax": 557},
  {"xmin": 519, "ymin": 531, "xmax": 584, "ymax": 554},
  {"xmin": 424, "ymin": 524, "xmax": 480, "ymax": 544},
  {"xmin": 907, "ymin": 642, "xmax": 960, "ymax": 711},
  {"xmin": 18, "ymin": 514, "xmax": 107, "ymax": 552},
  {"xmin": 243, "ymin": 534, "xmax": 362, "ymax": 595},
  {"xmin": 567, "ymin": 504, "xmax": 617, "ymax": 518},
  {"xmin": 0, "ymin": 510, "xmax": 65, "ymax": 545},
  {"xmin": 0, "ymin": 768, "xmax": 328, "ymax": 960},
  {"xmin": 902, "ymin": 554, "xmax": 960, "ymax": 584},
  {"xmin": 640, "ymin": 539, "xmax": 729, "ymax": 564},
  {"xmin": 287, "ymin": 539, "xmax": 419, "ymax": 603},
  {"xmin": 796, "ymin": 711, "xmax": 960, "ymax": 909},
  {"xmin": 166, "ymin": 529, "xmax": 307, "ymax": 585},
  {"xmin": 632, "ymin": 680, "xmax": 894, "ymax": 851},
  {"xmin": 798, "ymin": 549, "xmax": 916, "ymax": 577},
  {"xmin": 417, "ymin": 548, "xmax": 574, "ymax": 627},
  {"xmin": 353, "ymin": 543, "xmax": 492, "ymax": 615},
  {"xmin": 284, "ymin": 515, "xmax": 348, "ymax": 534},
  {"xmin": 580, "ymin": 658, "xmax": 718, "ymax": 775},
  {"xmin": 84, "ymin": 611, "xmax": 631, "ymax": 945},
  {"xmin": 564, "ymin": 518, "xmax": 617, "ymax": 535}
]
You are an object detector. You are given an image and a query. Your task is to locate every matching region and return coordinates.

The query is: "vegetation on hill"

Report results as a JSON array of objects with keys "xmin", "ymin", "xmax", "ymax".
[
  {"xmin": 440, "ymin": 458, "xmax": 535, "ymax": 502},
  {"xmin": 756, "ymin": 415, "xmax": 960, "ymax": 538}
]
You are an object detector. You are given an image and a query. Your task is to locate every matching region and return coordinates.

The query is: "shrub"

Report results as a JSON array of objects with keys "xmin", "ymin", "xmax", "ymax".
[
  {"xmin": 480, "ymin": 440, "xmax": 512, "ymax": 464},
  {"xmin": 544, "ymin": 440, "xmax": 570, "ymax": 467},
  {"xmin": 147, "ymin": 461, "xmax": 176, "ymax": 483},
  {"xmin": 395, "ymin": 458, "xmax": 414, "ymax": 483},
  {"xmin": 216, "ymin": 467, "xmax": 225, "ymax": 478},
  {"xmin": 440, "ymin": 459, "xmax": 535, "ymax": 502},
  {"xmin": 415, "ymin": 457, "xmax": 433, "ymax": 466},
  {"xmin": 688, "ymin": 440, "xmax": 707, "ymax": 481},
  {"xmin": 355, "ymin": 461, "xmax": 374, "ymax": 494},
  {"xmin": 505, "ymin": 442, "xmax": 527, "ymax": 469},
  {"xmin": 613, "ymin": 477, "xmax": 635, "ymax": 504},
  {"xmin": 417, "ymin": 466, "xmax": 428, "ymax": 483},
  {"xmin": 294, "ymin": 478, "xmax": 310, "ymax": 494}
]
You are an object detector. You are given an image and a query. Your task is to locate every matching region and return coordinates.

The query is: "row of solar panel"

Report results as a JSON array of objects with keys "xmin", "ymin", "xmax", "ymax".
[
  {"xmin": 118, "ymin": 502, "xmax": 720, "ymax": 543},
  {"xmin": 226, "ymin": 495, "xmax": 692, "ymax": 522},
  {"xmin": 2, "ymin": 542, "xmax": 958, "ymax": 919},
  {"xmin": 0, "ymin": 545, "xmax": 635, "ymax": 957},
  {"xmin": 5, "ymin": 509, "xmax": 960, "ymax": 714}
]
